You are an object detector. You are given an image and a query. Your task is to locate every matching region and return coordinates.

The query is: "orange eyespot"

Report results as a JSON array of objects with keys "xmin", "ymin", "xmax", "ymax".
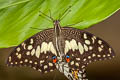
[
  {"xmin": 52, "ymin": 56, "xmax": 57, "ymax": 63},
  {"xmin": 53, "ymin": 58, "xmax": 57, "ymax": 63},
  {"xmin": 66, "ymin": 55, "xmax": 70, "ymax": 63}
]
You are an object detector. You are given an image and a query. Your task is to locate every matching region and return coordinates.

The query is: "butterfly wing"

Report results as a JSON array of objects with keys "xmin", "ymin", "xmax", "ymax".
[
  {"xmin": 61, "ymin": 27, "xmax": 115, "ymax": 79},
  {"xmin": 7, "ymin": 28, "xmax": 57, "ymax": 73}
]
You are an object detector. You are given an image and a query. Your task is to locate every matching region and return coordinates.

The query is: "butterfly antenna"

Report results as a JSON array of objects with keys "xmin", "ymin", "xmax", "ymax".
[
  {"xmin": 59, "ymin": 6, "xmax": 72, "ymax": 21},
  {"xmin": 39, "ymin": 10, "xmax": 54, "ymax": 22}
]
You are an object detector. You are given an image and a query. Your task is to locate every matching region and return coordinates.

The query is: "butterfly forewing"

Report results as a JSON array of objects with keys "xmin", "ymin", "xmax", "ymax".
[
  {"xmin": 7, "ymin": 28, "xmax": 57, "ymax": 73},
  {"xmin": 62, "ymin": 27, "xmax": 115, "ymax": 70}
]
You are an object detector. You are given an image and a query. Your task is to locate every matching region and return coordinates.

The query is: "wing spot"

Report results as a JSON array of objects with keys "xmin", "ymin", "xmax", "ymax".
[
  {"xmin": 76, "ymin": 58, "xmax": 80, "ymax": 61},
  {"xmin": 17, "ymin": 54, "xmax": 22, "ymax": 59},
  {"xmin": 83, "ymin": 33, "xmax": 87, "ymax": 39},
  {"xmin": 70, "ymin": 39, "xmax": 78, "ymax": 51},
  {"xmin": 36, "ymin": 46, "xmax": 40, "ymax": 58},
  {"xmin": 70, "ymin": 61, "xmax": 74, "ymax": 65},
  {"xmin": 75, "ymin": 63, "xmax": 79, "ymax": 67},
  {"xmin": 28, "ymin": 45, "xmax": 33, "ymax": 50},
  {"xmin": 83, "ymin": 44, "xmax": 88, "ymax": 51},
  {"xmin": 30, "ymin": 39, "xmax": 34, "ymax": 44},
  {"xmin": 89, "ymin": 46, "xmax": 93, "ymax": 50},
  {"xmin": 31, "ymin": 49, "xmax": 35, "ymax": 56},
  {"xmin": 44, "ymin": 65, "xmax": 48, "ymax": 69},
  {"xmin": 44, "ymin": 71, "xmax": 47, "ymax": 73},
  {"xmin": 50, "ymin": 69, "xmax": 53, "ymax": 72},
  {"xmin": 17, "ymin": 47, "xmax": 20, "ymax": 52},
  {"xmin": 109, "ymin": 48, "xmax": 112, "ymax": 53},
  {"xmin": 16, "ymin": 53, "xmax": 18, "ymax": 56},
  {"xmin": 26, "ymin": 51, "xmax": 30, "ymax": 55},
  {"xmin": 88, "ymin": 56, "xmax": 91, "ymax": 59},
  {"xmin": 29, "ymin": 60, "xmax": 32, "ymax": 63},
  {"xmin": 15, "ymin": 62, "xmax": 18, "ymax": 64},
  {"xmin": 85, "ymin": 40, "xmax": 90, "ymax": 45},
  {"xmin": 34, "ymin": 62, "xmax": 37, "ymax": 64},
  {"xmin": 25, "ymin": 59, "xmax": 28, "ymax": 62},
  {"xmin": 107, "ymin": 54, "xmax": 111, "ymax": 57},
  {"xmin": 78, "ymin": 42, "xmax": 84, "ymax": 55},
  {"xmin": 38, "ymin": 69, "xmax": 42, "ymax": 72},
  {"xmin": 20, "ymin": 61, "xmax": 23, "ymax": 63},
  {"xmin": 11, "ymin": 62, "xmax": 13, "ymax": 65},
  {"xmin": 97, "ymin": 55, "xmax": 101, "ymax": 57},
  {"xmin": 8, "ymin": 56, "xmax": 11, "ymax": 62},
  {"xmin": 103, "ymin": 55, "xmax": 106, "ymax": 57},
  {"xmin": 98, "ymin": 40, "xmax": 102, "ymax": 44},
  {"xmin": 49, "ymin": 63, "xmax": 53, "ymax": 66},
  {"xmin": 83, "ymin": 58, "xmax": 86, "ymax": 61},
  {"xmin": 40, "ymin": 60, "xmax": 44, "ymax": 64},
  {"xmin": 92, "ymin": 54, "xmax": 96, "ymax": 57},
  {"xmin": 98, "ymin": 47, "xmax": 102, "ymax": 52}
]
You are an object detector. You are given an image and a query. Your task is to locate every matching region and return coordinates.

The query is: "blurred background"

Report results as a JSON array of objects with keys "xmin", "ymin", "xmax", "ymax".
[{"xmin": 0, "ymin": 10, "xmax": 120, "ymax": 80}]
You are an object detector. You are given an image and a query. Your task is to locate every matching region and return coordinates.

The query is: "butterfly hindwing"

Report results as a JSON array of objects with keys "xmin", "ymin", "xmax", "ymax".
[
  {"xmin": 7, "ymin": 29, "xmax": 57, "ymax": 73},
  {"xmin": 62, "ymin": 27, "xmax": 115, "ymax": 70}
]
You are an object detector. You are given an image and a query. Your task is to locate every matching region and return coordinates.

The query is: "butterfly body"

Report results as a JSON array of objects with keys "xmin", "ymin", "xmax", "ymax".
[{"xmin": 7, "ymin": 20, "xmax": 115, "ymax": 80}]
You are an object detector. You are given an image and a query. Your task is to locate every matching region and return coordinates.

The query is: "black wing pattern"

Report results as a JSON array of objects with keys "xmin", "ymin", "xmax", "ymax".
[
  {"xmin": 61, "ymin": 27, "xmax": 115, "ymax": 79},
  {"xmin": 6, "ymin": 28, "xmax": 57, "ymax": 73}
]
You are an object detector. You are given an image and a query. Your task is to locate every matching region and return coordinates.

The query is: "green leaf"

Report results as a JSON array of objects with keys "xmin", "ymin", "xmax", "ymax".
[{"xmin": 0, "ymin": 0, "xmax": 120, "ymax": 48}]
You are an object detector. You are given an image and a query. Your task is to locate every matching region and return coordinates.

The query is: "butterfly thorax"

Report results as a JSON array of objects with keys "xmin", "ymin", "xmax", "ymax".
[{"xmin": 53, "ymin": 20, "xmax": 65, "ymax": 61}]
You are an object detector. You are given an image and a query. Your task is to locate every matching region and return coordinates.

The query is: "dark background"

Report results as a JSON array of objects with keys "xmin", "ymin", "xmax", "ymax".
[{"xmin": 0, "ymin": 10, "xmax": 120, "ymax": 80}]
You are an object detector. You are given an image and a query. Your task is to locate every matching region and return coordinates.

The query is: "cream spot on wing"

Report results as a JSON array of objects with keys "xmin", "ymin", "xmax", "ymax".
[
  {"xmin": 65, "ymin": 40, "xmax": 71, "ymax": 54},
  {"xmin": 97, "ymin": 55, "xmax": 101, "ymax": 57},
  {"xmin": 41, "ymin": 42, "xmax": 48, "ymax": 54},
  {"xmin": 82, "ymin": 65, "xmax": 85, "ymax": 68},
  {"xmin": 107, "ymin": 54, "xmax": 111, "ymax": 57},
  {"xmin": 16, "ymin": 53, "xmax": 18, "ymax": 56},
  {"xmin": 70, "ymin": 39, "xmax": 78, "ymax": 51},
  {"xmin": 98, "ymin": 40, "xmax": 102, "ymax": 44},
  {"xmin": 29, "ymin": 60, "xmax": 32, "ymax": 63},
  {"xmin": 17, "ymin": 47, "xmax": 20, "ymax": 52},
  {"xmin": 49, "ymin": 63, "xmax": 53, "ymax": 66},
  {"xmin": 84, "ymin": 44, "xmax": 88, "ymax": 51},
  {"xmin": 31, "ymin": 49, "xmax": 35, "ymax": 56},
  {"xmin": 15, "ymin": 62, "xmax": 17, "ymax": 64},
  {"xmin": 44, "ymin": 71, "xmax": 47, "ymax": 73},
  {"xmin": 83, "ymin": 33, "xmax": 87, "ymax": 39},
  {"xmin": 11, "ymin": 62, "xmax": 13, "ymax": 65},
  {"xmin": 44, "ymin": 65, "xmax": 48, "ymax": 69},
  {"xmin": 75, "ymin": 63, "xmax": 79, "ymax": 66},
  {"xmin": 34, "ymin": 62, "xmax": 37, "ymax": 64},
  {"xmin": 50, "ymin": 69, "xmax": 53, "ymax": 72},
  {"xmin": 92, "ymin": 36, "xmax": 96, "ymax": 44},
  {"xmin": 92, "ymin": 54, "xmax": 96, "ymax": 57},
  {"xmin": 89, "ymin": 46, "xmax": 93, "ymax": 50},
  {"xmin": 78, "ymin": 42, "xmax": 84, "ymax": 55},
  {"xmin": 98, "ymin": 47, "xmax": 102, "ymax": 52},
  {"xmin": 9, "ymin": 56, "xmax": 11, "ymax": 62},
  {"xmin": 49, "ymin": 42, "xmax": 57, "ymax": 56},
  {"xmin": 88, "ymin": 56, "xmax": 91, "ymax": 59},
  {"xmin": 30, "ymin": 39, "xmax": 34, "ymax": 44},
  {"xmin": 101, "ymin": 45, "xmax": 104, "ymax": 48},
  {"xmin": 85, "ymin": 40, "xmax": 90, "ymax": 45},
  {"xmin": 25, "ymin": 59, "xmax": 28, "ymax": 62},
  {"xmin": 26, "ymin": 51, "xmax": 30, "ymax": 55},
  {"xmin": 83, "ymin": 58, "xmax": 86, "ymax": 61},
  {"xmin": 38, "ymin": 69, "xmax": 42, "ymax": 72},
  {"xmin": 28, "ymin": 45, "xmax": 33, "ymax": 50},
  {"xmin": 20, "ymin": 61, "xmax": 23, "ymax": 63},
  {"xmin": 70, "ymin": 61, "xmax": 74, "ymax": 65},
  {"xmin": 103, "ymin": 55, "xmax": 106, "ymax": 57},
  {"xmin": 36, "ymin": 46, "xmax": 40, "ymax": 58},
  {"xmin": 76, "ymin": 58, "xmax": 80, "ymax": 61},
  {"xmin": 109, "ymin": 48, "xmax": 112, "ymax": 53},
  {"xmin": 40, "ymin": 60, "xmax": 44, "ymax": 64},
  {"xmin": 17, "ymin": 54, "xmax": 21, "ymax": 59}
]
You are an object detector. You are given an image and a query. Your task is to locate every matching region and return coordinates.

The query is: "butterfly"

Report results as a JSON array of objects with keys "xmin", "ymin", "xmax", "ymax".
[{"xmin": 6, "ymin": 19, "xmax": 115, "ymax": 80}]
